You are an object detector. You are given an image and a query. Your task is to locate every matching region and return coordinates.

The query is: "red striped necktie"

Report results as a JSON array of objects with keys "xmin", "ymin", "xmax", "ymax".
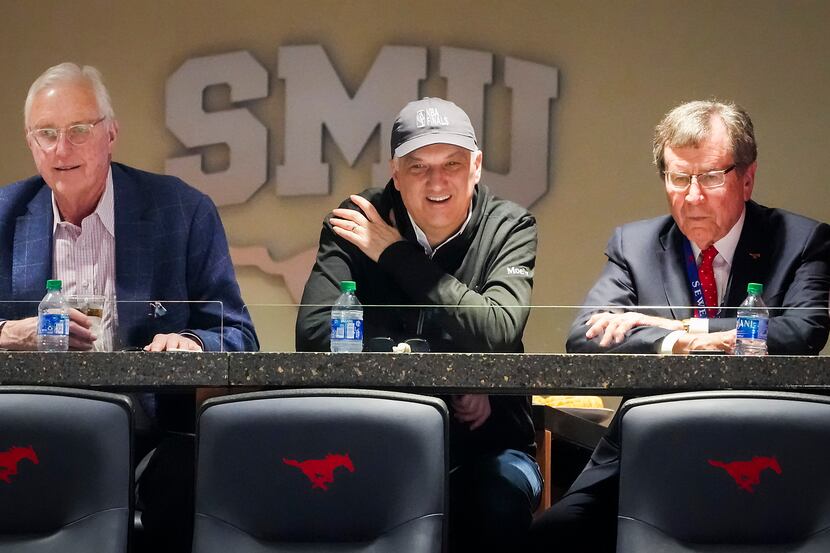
[{"xmin": 698, "ymin": 245, "xmax": 719, "ymax": 309}]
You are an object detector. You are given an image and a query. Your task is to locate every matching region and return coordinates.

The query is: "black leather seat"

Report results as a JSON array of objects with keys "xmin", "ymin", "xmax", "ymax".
[
  {"xmin": 192, "ymin": 389, "xmax": 448, "ymax": 553},
  {"xmin": 0, "ymin": 386, "xmax": 133, "ymax": 553},
  {"xmin": 616, "ymin": 390, "xmax": 830, "ymax": 552}
]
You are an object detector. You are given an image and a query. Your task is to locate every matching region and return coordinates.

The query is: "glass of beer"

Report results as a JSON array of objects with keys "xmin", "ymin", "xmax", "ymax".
[{"xmin": 67, "ymin": 295, "xmax": 106, "ymax": 351}]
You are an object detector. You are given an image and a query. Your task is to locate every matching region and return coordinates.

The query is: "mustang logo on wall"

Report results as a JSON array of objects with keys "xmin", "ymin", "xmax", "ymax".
[{"xmin": 165, "ymin": 46, "xmax": 559, "ymax": 302}]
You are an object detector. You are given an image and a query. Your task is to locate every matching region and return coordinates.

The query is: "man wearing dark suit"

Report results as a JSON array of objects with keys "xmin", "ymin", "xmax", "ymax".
[
  {"xmin": 565, "ymin": 199, "xmax": 829, "ymax": 355},
  {"xmin": 528, "ymin": 100, "xmax": 830, "ymax": 551}
]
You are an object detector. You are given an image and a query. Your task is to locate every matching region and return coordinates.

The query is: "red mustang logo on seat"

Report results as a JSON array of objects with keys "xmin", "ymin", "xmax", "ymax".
[
  {"xmin": 283, "ymin": 453, "xmax": 354, "ymax": 491},
  {"xmin": 708, "ymin": 456, "xmax": 781, "ymax": 493},
  {"xmin": 0, "ymin": 445, "xmax": 39, "ymax": 484}
]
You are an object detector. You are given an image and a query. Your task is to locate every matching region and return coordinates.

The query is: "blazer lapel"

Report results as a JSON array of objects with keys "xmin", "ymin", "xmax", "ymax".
[
  {"xmin": 658, "ymin": 224, "xmax": 695, "ymax": 320},
  {"xmin": 723, "ymin": 202, "xmax": 772, "ymax": 309},
  {"xmin": 112, "ymin": 164, "xmax": 155, "ymax": 342},
  {"xmin": 12, "ymin": 184, "xmax": 53, "ymax": 304}
]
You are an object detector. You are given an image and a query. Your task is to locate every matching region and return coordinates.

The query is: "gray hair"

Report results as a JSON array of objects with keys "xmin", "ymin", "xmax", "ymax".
[
  {"xmin": 653, "ymin": 100, "xmax": 757, "ymax": 175},
  {"xmin": 24, "ymin": 62, "xmax": 115, "ymax": 127}
]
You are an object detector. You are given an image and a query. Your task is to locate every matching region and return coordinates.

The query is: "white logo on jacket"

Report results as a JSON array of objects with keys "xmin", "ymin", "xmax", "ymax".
[{"xmin": 507, "ymin": 266, "xmax": 530, "ymax": 277}]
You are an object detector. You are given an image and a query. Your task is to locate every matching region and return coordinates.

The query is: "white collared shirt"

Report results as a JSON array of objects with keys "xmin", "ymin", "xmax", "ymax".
[
  {"xmin": 408, "ymin": 205, "xmax": 473, "ymax": 258},
  {"xmin": 689, "ymin": 208, "xmax": 746, "ymax": 308},
  {"xmin": 661, "ymin": 207, "xmax": 746, "ymax": 353},
  {"xmin": 52, "ymin": 167, "xmax": 116, "ymax": 351}
]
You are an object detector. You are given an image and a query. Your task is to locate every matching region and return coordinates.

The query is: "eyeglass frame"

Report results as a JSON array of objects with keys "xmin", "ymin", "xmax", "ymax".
[
  {"xmin": 27, "ymin": 116, "xmax": 107, "ymax": 150},
  {"xmin": 663, "ymin": 164, "xmax": 737, "ymax": 191}
]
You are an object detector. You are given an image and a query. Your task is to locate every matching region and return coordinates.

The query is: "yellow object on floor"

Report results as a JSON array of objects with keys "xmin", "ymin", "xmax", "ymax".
[{"xmin": 532, "ymin": 395, "xmax": 604, "ymax": 408}]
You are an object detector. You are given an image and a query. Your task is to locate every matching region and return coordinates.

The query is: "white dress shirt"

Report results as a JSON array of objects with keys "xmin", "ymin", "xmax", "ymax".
[
  {"xmin": 408, "ymin": 205, "xmax": 473, "ymax": 259},
  {"xmin": 660, "ymin": 208, "xmax": 746, "ymax": 353}
]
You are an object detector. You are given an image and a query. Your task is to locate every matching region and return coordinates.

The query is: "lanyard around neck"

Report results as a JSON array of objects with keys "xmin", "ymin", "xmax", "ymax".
[{"xmin": 682, "ymin": 238, "xmax": 718, "ymax": 318}]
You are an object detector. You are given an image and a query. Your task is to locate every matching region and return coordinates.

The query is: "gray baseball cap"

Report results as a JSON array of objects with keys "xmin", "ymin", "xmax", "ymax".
[{"xmin": 391, "ymin": 97, "xmax": 478, "ymax": 158}]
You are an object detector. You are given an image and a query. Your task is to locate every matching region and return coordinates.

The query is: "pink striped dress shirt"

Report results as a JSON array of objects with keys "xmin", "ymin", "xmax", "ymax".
[{"xmin": 52, "ymin": 168, "xmax": 116, "ymax": 351}]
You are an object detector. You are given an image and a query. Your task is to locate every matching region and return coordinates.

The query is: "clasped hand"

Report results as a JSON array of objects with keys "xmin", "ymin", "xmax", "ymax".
[
  {"xmin": 330, "ymin": 195, "xmax": 403, "ymax": 262},
  {"xmin": 585, "ymin": 311, "xmax": 736, "ymax": 352},
  {"xmin": 585, "ymin": 311, "xmax": 683, "ymax": 347},
  {"xmin": 672, "ymin": 330, "xmax": 736, "ymax": 354}
]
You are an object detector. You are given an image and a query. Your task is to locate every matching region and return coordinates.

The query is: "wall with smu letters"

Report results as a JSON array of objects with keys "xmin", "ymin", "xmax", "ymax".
[{"xmin": 1, "ymin": 0, "xmax": 828, "ymax": 352}]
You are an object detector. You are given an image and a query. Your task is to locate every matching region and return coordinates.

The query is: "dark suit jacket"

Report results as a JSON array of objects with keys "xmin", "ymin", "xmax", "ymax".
[
  {"xmin": 566, "ymin": 201, "xmax": 830, "ymax": 354},
  {"xmin": 528, "ymin": 202, "xmax": 830, "ymax": 553},
  {"xmin": 0, "ymin": 162, "xmax": 258, "ymax": 352}
]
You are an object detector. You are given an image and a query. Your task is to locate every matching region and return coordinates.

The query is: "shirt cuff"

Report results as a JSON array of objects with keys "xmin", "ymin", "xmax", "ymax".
[
  {"xmin": 660, "ymin": 330, "xmax": 686, "ymax": 355},
  {"xmin": 178, "ymin": 331, "xmax": 205, "ymax": 351},
  {"xmin": 660, "ymin": 318, "xmax": 710, "ymax": 354},
  {"xmin": 686, "ymin": 317, "xmax": 709, "ymax": 334}
]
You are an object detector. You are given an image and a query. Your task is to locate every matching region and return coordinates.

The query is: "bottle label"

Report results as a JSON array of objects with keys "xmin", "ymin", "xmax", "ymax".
[
  {"xmin": 736, "ymin": 316, "xmax": 768, "ymax": 341},
  {"xmin": 38, "ymin": 313, "xmax": 69, "ymax": 336},
  {"xmin": 331, "ymin": 318, "xmax": 363, "ymax": 341}
]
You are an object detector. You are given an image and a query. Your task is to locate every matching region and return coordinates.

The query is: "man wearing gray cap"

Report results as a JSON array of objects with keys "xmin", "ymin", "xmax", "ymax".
[{"xmin": 296, "ymin": 97, "xmax": 541, "ymax": 551}]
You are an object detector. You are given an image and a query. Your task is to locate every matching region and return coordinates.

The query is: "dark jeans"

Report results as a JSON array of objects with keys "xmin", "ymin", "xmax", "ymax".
[{"xmin": 450, "ymin": 449, "xmax": 542, "ymax": 553}]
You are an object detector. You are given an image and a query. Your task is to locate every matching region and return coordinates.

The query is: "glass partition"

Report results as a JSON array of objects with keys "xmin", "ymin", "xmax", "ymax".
[
  {"xmin": 242, "ymin": 303, "xmax": 830, "ymax": 356},
  {"xmin": 242, "ymin": 303, "xmax": 298, "ymax": 354},
  {"xmin": 0, "ymin": 299, "xmax": 226, "ymax": 352},
  {"xmin": 3, "ymin": 299, "xmax": 826, "ymax": 415},
  {"xmin": 3, "ymin": 298, "xmax": 826, "ymax": 356}
]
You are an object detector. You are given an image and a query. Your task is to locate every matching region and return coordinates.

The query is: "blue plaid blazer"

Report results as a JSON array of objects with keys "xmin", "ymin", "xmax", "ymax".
[{"xmin": 0, "ymin": 162, "xmax": 258, "ymax": 352}]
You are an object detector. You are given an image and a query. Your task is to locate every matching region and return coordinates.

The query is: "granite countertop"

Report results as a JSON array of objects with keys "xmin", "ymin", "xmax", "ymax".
[
  {"xmin": 0, "ymin": 351, "xmax": 827, "ymax": 393},
  {"xmin": 232, "ymin": 352, "xmax": 830, "ymax": 394},
  {"xmin": 0, "ymin": 351, "xmax": 227, "ymax": 388}
]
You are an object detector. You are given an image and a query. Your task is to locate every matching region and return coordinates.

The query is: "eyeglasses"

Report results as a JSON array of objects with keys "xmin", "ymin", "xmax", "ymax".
[
  {"xmin": 28, "ymin": 116, "xmax": 106, "ymax": 150},
  {"xmin": 663, "ymin": 164, "xmax": 736, "ymax": 191}
]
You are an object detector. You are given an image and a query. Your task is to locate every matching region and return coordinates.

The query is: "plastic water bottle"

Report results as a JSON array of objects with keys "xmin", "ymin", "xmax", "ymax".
[
  {"xmin": 37, "ymin": 279, "xmax": 69, "ymax": 352},
  {"xmin": 330, "ymin": 280, "xmax": 363, "ymax": 353},
  {"xmin": 734, "ymin": 282, "xmax": 768, "ymax": 356}
]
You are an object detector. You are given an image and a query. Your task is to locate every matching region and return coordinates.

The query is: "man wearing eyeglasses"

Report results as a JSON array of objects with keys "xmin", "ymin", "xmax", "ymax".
[
  {"xmin": 527, "ymin": 100, "xmax": 829, "ymax": 552},
  {"xmin": 0, "ymin": 62, "xmax": 257, "ymax": 354},
  {"xmin": 0, "ymin": 61, "xmax": 258, "ymax": 551},
  {"xmin": 565, "ymin": 99, "xmax": 829, "ymax": 356}
]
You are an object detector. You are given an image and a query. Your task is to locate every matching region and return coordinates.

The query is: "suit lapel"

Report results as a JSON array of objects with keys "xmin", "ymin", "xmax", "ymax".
[
  {"xmin": 112, "ymin": 164, "xmax": 155, "ymax": 341},
  {"xmin": 723, "ymin": 202, "xmax": 772, "ymax": 308},
  {"xmin": 12, "ymin": 184, "xmax": 53, "ymax": 303},
  {"xmin": 658, "ymin": 224, "xmax": 695, "ymax": 319}
]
